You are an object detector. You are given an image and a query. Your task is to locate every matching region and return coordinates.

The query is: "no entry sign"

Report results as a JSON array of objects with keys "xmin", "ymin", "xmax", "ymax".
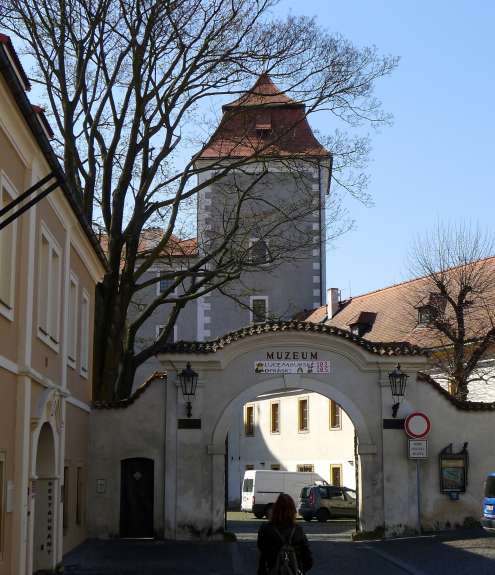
[{"xmin": 405, "ymin": 412, "xmax": 431, "ymax": 439}]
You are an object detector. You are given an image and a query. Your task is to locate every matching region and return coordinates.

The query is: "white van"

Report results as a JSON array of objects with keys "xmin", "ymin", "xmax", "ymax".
[{"xmin": 241, "ymin": 469, "xmax": 326, "ymax": 519}]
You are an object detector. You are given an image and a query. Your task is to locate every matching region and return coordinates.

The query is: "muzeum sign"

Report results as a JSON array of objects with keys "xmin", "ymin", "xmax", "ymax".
[{"xmin": 255, "ymin": 350, "xmax": 330, "ymax": 374}]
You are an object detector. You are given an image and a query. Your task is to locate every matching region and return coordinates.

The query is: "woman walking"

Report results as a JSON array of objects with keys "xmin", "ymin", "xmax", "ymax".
[{"xmin": 257, "ymin": 493, "xmax": 313, "ymax": 575}]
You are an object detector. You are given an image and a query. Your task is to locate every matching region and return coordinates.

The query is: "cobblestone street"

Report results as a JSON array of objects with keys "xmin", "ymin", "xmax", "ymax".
[{"xmin": 62, "ymin": 513, "xmax": 495, "ymax": 575}]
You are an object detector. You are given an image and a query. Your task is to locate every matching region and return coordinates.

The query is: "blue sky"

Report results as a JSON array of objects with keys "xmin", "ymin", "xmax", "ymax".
[
  {"xmin": 11, "ymin": 2, "xmax": 493, "ymax": 299},
  {"xmin": 280, "ymin": 0, "xmax": 495, "ymax": 298}
]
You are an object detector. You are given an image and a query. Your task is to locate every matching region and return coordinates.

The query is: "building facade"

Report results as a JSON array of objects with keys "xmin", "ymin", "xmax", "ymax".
[
  {"xmin": 227, "ymin": 390, "xmax": 356, "ymax": 506},
  {"xmin": 0, "ymin": 36, "xmax": 105, "ymax": 575}
]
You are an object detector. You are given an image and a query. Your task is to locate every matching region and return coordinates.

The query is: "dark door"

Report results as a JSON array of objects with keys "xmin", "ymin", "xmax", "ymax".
[{"xmin": 120, "ymin": 458, "xmax": 154, "ymax": 538}]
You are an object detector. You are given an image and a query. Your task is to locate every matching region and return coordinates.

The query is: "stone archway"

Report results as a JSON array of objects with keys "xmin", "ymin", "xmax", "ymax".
[
  {"xmin": 209, "ymin": 374, "xmax": 378, "ymax": 533},
  {"xmin": 159, "ymin": 323, "xmax": 427, "ymax": 539},
  {"xmin": 33, "ymin": 422, "xmax": 56, "ymax": 573}
]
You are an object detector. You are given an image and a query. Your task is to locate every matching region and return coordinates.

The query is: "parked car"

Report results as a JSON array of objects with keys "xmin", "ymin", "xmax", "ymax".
[
  {"xmin": 482, "ymin": 472, "xmax": 495, "ymax": 532},
  {"xmin": 298, "ymin": 484, "xmax": 356, "ymax": 522},
  {"xmin": 241, "ymin": 469, "xmax": 326, "ymax": 519}
]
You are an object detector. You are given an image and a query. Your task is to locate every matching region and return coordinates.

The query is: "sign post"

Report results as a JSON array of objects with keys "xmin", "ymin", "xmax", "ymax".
[{"xmin": 405, "ymin": 412, "xmax": 431, "ymax": 532}]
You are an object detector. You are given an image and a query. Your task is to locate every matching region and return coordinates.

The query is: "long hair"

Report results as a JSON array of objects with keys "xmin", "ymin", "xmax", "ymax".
[{"xmin": 270, "ymin": 493, "xmax": 297, "ymax": 526}]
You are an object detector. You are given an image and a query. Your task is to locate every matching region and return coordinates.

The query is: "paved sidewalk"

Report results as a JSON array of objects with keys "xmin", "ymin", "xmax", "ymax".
[{"xmin": 63, "ymin": 539, "xmax": 236, "ymax": 575}]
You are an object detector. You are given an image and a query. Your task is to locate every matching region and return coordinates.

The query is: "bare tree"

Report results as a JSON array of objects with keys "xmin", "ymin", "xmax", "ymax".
[
  {"xmin": 409, "ymin": 223, "xmax": 495, "ymax": 400},
  {"xmin": 2, "ymin": 0, "xmax": 398, "ymax": 399}
]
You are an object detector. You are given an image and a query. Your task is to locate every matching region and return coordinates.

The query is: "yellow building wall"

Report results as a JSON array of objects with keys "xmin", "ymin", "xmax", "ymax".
[
  {"xmin": 0, "ymin": 368, "xmax": 18, "ymax": 575},
  {"xmin": 63, "ymin": 403, "xmax": 89, "ymax": 554}
]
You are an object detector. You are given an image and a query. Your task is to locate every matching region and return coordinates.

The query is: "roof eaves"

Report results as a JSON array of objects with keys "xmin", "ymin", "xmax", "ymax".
[{"xmin": 0, "ymin": 44, "xmax": 108, "ymax": 270}]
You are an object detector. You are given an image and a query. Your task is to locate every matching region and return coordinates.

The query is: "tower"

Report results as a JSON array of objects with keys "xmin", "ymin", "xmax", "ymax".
[{"xmin": 194, "ymin": 73, "xmax": 331, "ymax": 340}]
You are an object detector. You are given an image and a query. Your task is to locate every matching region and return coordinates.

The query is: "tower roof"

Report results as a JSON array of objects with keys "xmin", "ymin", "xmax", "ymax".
[
  {"xmin": 197, "ymin": 73, "xmax": 329, "ymax": 160},
  {"xmin": 222, "ymin": 73, "xmax": 300, "ymax": 109}
]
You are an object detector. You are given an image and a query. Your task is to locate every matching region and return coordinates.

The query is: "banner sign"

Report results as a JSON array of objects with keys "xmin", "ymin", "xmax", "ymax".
[{"xmin": 254, "ymin": 360, "xmax": 330, "ymax": 374}]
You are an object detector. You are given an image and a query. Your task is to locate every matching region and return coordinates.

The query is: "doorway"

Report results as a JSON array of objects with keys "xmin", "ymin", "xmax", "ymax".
[
  {"xmin": 33, "ymin": 422, "xmax": 56, "ymax": 573},
  {"xmin": 120, "ymin": 458, "xmax": 154, "ymax": 538}
]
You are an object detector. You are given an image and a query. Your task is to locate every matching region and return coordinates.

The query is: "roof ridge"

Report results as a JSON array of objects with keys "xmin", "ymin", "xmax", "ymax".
[{"xmin": 345, "ymin": 254, "xmax": 495, "ymax": 302}]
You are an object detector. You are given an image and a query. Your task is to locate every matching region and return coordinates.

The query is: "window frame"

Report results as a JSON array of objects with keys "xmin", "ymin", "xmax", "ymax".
[
  {"xmin": 329, "ymin": 400, "xmax": 342, "ymax": 430},
  {"xmin": 67, "ymin": 272, "xmax": 79, "ymax": 369},
  {"xmin": 296, "ymin": 464, "xmax": 314, "ymax": 473},
  {"xmin": 76, "ymin": 466, "xmax": 83, "ymax": 526},
  {"xmin": 244, "ymin": 404, "xmax": 255, "ymax": 436},
  {"xmin": 80, "ymin": 289, "xmax": 90, "ymax": 378},
  {"xmin": 298, "ymin": 396, "xmax": 309, "ymax": 433},
  {"xmin": 63, "ymin": 465, "xmax": 70, "ymax": 534},
  {"xmin": 270, "ymin": 463, "xmax": 281, "ymax": 471},
  {"xmin": 155, "ymin": 324, "xmax": 177, "ymax": 343},
  {"xmin": 156, "ymin": 271, "xmax": 178, "ymax": 297},
  {"xmin": 0, "ymin": 174, "xmax": 18, "ymax": 321},
  {"xmin": 37, "ymin": 222, "xmax": 62, "ymax": 352},
  {"xmin": 270, "ymin": 400, "xmax": 280, "ymax": 434},
  {"xmin": 330, "ymin": 464, "xmax": 343, "ymax": 487},
  {"xmin": 250, "ymin": 295, "xmax": 268, "ymax": 324}
]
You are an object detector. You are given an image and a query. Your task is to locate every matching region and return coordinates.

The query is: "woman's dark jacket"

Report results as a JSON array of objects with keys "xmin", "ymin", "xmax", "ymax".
[{"xmin": 257, "ymin": 522, "xmax": 313, "ymax": 574}]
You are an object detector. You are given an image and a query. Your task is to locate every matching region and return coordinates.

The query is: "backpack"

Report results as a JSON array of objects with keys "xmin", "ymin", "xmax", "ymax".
[{"xmin": 268, "ymin": 527, "xmax": 302, "ymax": 575}]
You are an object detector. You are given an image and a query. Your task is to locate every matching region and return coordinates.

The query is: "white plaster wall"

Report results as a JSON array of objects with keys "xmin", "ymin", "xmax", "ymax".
[
  {"xmin": 228, "ymin": 391, "xmax": 356, "ymax": 506},
  {"xmin": 87, "ymin": 381, "xmax": 165, "ymax": 538}
]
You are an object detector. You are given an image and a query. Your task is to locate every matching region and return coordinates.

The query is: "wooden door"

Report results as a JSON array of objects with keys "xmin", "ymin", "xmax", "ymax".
[{"xmin": 120, "ymin": 458, "xmax": 154, "ymax": 538}]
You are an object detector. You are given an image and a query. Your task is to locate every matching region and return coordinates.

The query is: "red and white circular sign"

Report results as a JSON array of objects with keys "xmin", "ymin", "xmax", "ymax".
[{"xmin": 405, "ymin": 412, "xmax": 431, "ymax": 438}]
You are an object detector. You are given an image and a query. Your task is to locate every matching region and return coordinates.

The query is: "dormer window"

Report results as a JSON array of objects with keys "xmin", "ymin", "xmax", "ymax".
[
  {"xmin": 416, "ymin": 292, "xmax": 446, "ymax": 325},
  {"xmin": 348, "ymin": 311, "xmax": 376, "ymax": 337}
]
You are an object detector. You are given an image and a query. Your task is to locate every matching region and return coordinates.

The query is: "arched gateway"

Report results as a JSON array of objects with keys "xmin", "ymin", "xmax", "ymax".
[{"xmin": 157, "ymin": 321, "xmax": 427, "ymax": 539}]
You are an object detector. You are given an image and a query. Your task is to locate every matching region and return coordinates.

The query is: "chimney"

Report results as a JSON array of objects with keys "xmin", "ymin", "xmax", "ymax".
[{"xmin": 326, "ymin": 288, "xmax": 340, "ymax": 319}]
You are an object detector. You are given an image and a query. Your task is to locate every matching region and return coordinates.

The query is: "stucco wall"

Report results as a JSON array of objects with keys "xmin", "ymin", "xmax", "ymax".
[
  {"xmin": 88, "ymin": 382, "xmax": 166, "ymax": 538},
  {"xmin": 227, "ymin": 391, "xmax": 356, "ymax": 506}
]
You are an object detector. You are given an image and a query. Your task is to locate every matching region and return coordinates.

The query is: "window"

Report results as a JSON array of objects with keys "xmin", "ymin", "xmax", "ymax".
[
  {"xmin": 270, "ymin": 401, "xmax": 280, "ymax": 434},
  {"xmin": 297, "ymin": 464, "xmax": 314, "ymax": 473},
  {"xmin": 249, "ymin": 239, "xmax": 269, "ymax": 265},
  {"xmin": 67, "ymin": 273, "xmax": 79, "ymax": 367},
  {"xmin": 244, "ymin": 405, "xmax": 255, "ymax": 436},
  {"xmin": 329, "ymin": 400, "xmax": 341, "ymax": 429},
  {"xmin": 298, "ymin": 398, "xmax": 309, "ymax": 432},
  {"xmin": 0, "ymin": 180, "xmax": 17, "ymax": 318},
  {"xmin": 76, "ymin": 467, "xmax": 83, "ymax": 525},
  {"xmin": 80, "ymin": 290, "xmax": 90, "ymax": 376},
  {"xmin": 417, "ymin": 306, "xmax": 431, "ymax": 325},
  {"xmin": 271, "ymin": 464, "xmax": 281, "ymax": 471},
  {"xmin": 0, "ymin": 453, "xmax": 4, "ymax": 555},
  {"xmin": 156, "ymin": 325, "xmax": 176, "ymax": 343},
  {"xmin": 330, "ymin": 464, "xmax": 343, "ymax": 487},
  {"xmin": 38, "ymin": 225, "xmax": 62, "ymax": 348},
  {"xmin": 245, "ymin": 464, "xmax": 255, "ymax": 471},
  {"xmin": 63, "ymin": 466, "xmax": 69, "ymax": 533},
  {"xmin": 251, "ymin": 296, "xmax": 268, "ymax": 324},
  {"xmin": 156, "ymin": 273, "xmax": 176, "ymax": 296}
]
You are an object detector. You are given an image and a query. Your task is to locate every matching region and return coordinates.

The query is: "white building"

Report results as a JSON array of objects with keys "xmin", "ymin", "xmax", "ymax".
[{"xmin": 228, "ymin": 391, "xmax": 356, "ymax": 506}]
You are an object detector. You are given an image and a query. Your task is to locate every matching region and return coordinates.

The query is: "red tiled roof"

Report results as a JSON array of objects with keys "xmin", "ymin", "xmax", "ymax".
[
  {"xmin": 197, "ymin": 74, "xmax": 329, "ymax": 160},
  {"xmin": 310, "ymin": 256, "xmax": 495, "ymax": 349},
  {"xmin": 223, "ymin": 73, "xmax": 300, "ymax": 109},
  {"xmin": 99, "ymin": 229, "xmax": 198, "ymax": 259}
]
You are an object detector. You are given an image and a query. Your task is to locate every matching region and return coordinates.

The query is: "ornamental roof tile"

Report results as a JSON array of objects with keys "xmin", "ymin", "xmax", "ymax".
[{"xmin": 157, "ymin": 320, "xmax": 427, "ymax": 357}]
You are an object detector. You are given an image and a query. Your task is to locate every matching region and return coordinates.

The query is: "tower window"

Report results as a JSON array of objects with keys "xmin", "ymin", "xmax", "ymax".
[
  {"xmin": 249, "ymin": 239, "xmax": 269, "ymax": 265},
  {"xmin": 251, "ymin": 297, "xmax": 268, "ymax": 324}
]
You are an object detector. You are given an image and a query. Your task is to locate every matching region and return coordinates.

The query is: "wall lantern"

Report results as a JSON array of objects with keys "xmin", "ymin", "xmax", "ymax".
[
  {"xmin": 178, "ymin": 362, "xmax": 198, "ymax": 418},
  {"xmin": 388, "ymin": 363, "xmax": 408, "ymax": 418}
]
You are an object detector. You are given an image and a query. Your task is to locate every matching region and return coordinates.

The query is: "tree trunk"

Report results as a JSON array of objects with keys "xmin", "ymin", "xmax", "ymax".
[{"xmin": 93, "ymin": 274, "xmax": 135, "ymax": 400}]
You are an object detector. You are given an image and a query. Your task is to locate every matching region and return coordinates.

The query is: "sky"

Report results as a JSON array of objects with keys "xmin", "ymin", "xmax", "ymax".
[
  {"xmin": 279, "ymin": 0, "xmax": 495, "ymax": 299},
  {"xmin": 10, "ymin": 1, "xmax": 494, "ymax": 300}
]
